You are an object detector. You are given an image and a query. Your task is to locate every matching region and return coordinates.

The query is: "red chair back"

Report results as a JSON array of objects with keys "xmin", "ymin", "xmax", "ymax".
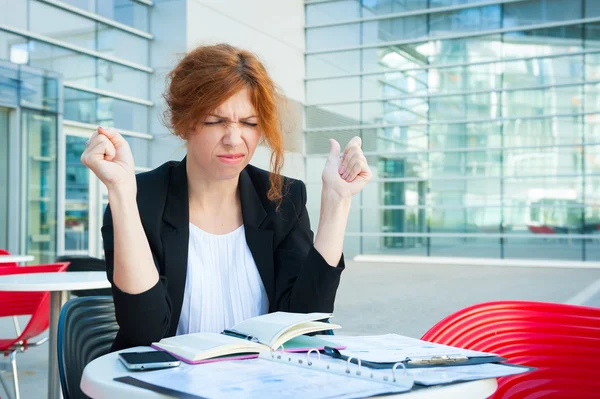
[
  {"xmin": 0, "ymin": 248, "xmax": 18, "ymax": 267},
  {"xmin": 421, "ymin": 301, "xmax": 600, "ymax": 398},
  {"xmin": 0, "ymin": 263, "xmax": 69, "ymax": 349}
]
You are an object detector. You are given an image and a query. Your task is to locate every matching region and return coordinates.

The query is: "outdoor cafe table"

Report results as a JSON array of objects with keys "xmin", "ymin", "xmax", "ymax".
[
  {"xmin": 81, "ymin": 346, "xmax": 498, "ymax": 399},
  {"xmin": 0, "ymin": 254, "xmax": 35, "ymax": 264},
  {"xmin": 0, "ymin": 271, "xmax": 110, "ymax": 399}
]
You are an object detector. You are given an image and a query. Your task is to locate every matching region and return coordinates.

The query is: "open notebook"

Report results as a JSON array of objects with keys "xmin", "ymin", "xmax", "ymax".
[{"xmin": 151, "ymin": 312, "xmax": 342, "ymax": 364}]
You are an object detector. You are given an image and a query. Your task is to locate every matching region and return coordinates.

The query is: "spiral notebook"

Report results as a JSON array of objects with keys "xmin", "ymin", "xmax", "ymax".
[{"xmin": 118, "ymin": 350, "xmax": 414, "ymax": 399}]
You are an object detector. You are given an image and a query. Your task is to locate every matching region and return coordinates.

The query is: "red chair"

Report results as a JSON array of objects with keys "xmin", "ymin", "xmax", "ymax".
[
  {"xmin": 0, "ymin": 263, "xmax": 69, "ymax": 399},
  {"xmin": 0, "ymin": 249, "xmax": 18, "ymax": 267},
  {"xmin": 421, "ymin": 301, "xmax": 600, "ymax": 398}
]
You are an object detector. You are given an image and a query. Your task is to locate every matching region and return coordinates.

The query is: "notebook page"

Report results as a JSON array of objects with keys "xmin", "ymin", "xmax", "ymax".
[
  {"xmin": 132, "ymin": 358, "xmax": 412, "ymax": 399},
  {"xmin": 324, "ymin": 334, "xmax": 498, "ymax": 363},
  {"xmin": 231, "ymin": 312, "xmax": 332, "ymax": 348},
  {"xmin": 154, "ymin": 333, "xmax": 263, "ymax": 360}
]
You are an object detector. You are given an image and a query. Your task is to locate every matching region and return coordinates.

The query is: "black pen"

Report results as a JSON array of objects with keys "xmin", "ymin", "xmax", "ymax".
[{"xmin": 222, "ymin": 329, "xmax": 260, "ymax": 343}]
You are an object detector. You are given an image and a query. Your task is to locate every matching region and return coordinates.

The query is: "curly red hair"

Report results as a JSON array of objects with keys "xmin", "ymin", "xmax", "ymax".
[{"xmin": 164, "ymin": 43, "xmax": 285, "ymax": 204}]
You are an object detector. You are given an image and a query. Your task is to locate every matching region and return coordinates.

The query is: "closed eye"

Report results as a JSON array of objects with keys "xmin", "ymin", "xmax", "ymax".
[
  {"xmin": 243, "ymin": 122, "xmax": 258, "ymax": 127},
  {"xmin": 204, "ymin": 120, "xmax": 225, "ymax": 125}
]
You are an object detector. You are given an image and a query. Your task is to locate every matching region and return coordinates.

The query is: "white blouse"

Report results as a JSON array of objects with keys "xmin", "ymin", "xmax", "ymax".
[{"xmin": 176, "ymin": 223, "xmax": 269, "ymax": 335}]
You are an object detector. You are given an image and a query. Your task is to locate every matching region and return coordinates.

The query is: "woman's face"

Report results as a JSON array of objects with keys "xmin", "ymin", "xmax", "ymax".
[{"xmin": 187, "ymin": 88, "xmax": 260, "ymax": 181}]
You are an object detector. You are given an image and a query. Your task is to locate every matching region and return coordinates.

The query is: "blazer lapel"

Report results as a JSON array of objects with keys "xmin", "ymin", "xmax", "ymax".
[
  {"xmin": 239, "ymin": 169, "xmax": 276, "ymax": 311},
  {"xmin": 161, "ymin": 158, "xmax": 190, "ymax": 337}
]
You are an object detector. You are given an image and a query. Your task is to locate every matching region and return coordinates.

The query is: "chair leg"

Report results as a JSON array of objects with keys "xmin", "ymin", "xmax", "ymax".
[
  {"xmin": 12, "ymin": 317, "xmax": 21, "ymax": 336},
  {"xmin": 9, "ymin": 351, "xmax": 20, "ymax": 399}
]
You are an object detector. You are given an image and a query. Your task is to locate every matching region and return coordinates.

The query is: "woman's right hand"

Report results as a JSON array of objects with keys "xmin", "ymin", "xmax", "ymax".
[{"xmin": 81, "ymin": 127, "xmax": 136, "ymax": 192}]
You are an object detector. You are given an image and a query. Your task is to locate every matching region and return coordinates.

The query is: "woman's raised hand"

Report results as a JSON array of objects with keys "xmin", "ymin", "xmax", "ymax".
[
  {"xmin": 321, "ymin": 136, "xmax": 372, "ymax": 201},
  {"xmin": 80, "ymin": 127, "xmax": 136, "ymax": 192}
]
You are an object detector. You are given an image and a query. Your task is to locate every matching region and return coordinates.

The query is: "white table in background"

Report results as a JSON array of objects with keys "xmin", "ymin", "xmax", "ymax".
[
  {"xmin": 0, "ymin": 255, "xmax": 34, "ymax": 264},
  {"xmin": 81, "ymin": 347, "xmax": 498, "ymax": 399},
  {"xmin": 0, "ymin": 271, "xmax": 111, "ymax": 399}
]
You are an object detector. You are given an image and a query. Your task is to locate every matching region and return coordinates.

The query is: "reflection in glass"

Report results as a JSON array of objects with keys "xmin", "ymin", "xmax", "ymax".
[
  {"xmin": 0, "ymin": 108, "xmax": 9, "ymax": 249},
  {"xmin": 304, "ymin": 2, "xmax": 600, "ymax": 260},
  {"xmin": 65, "ymin": 136, "xmax": 89, "ymax": 254},
  {"xmin": 23, "ymin": 110, "xmax": 58, "ymax": 264},
  {"xmin": 64, "ymin": 87, "xmax": 149, "ymax": 133}
]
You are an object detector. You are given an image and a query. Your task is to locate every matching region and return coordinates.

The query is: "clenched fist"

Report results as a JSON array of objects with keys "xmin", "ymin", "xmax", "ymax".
[{"xmin": 80, "ymin": 127, "xmax": 136, "ymax": 192}]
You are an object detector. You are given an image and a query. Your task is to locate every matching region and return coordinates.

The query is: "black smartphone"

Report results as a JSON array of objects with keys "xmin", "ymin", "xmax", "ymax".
[{"xmin": 118, "ymin": 351, "xmax": 181, "ymax": 371}]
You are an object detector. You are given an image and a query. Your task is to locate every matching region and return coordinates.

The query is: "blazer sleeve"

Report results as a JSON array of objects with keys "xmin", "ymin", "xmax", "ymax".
[
  {"xmin": 102, "ymin": 204, "xmax": 172, "ymax": 346},
  {"xmin": 273, "ymin": 181, "xmax": 345, "ymax": 313}
]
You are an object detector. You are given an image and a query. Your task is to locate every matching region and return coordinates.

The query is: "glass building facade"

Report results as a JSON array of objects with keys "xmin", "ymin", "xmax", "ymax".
[
  {"xmin": 305, "ymin": 0, "xmax": 600, "ymax": 261},
  {"xmin": 1, "ymin": 0, "xmax": 153, "ymax": 263}
]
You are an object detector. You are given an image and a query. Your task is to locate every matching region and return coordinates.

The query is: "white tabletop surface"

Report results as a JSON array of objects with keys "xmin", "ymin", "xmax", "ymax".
[
  {"xmin": 0, "ymin": 255, "xmax": 35, "ymax": 263},
  {"xmin": 0, "ymin": 271, "xmax": 110, "ymax": 291},
  {"xmin": 81, "ymin": 347, "xmax": 498, "ymax": 399}
]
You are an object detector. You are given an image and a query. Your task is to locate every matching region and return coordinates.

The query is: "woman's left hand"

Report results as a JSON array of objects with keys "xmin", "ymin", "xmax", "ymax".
[{"xmin": 321, "ymin": 136, "xmax": 373, "ymax": 201}]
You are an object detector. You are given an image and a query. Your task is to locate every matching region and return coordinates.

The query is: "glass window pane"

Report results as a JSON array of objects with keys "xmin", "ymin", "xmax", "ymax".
[
  {"xmin": 0, "ymin": 59, "xmax": 19, "ymax": 106},
  {"xmin": 306, "ymin": 24, "xmax": 361, "ymax": 52},
  {"xmin": 0, "ymin": 0, "xmax": 27, "ymax": 30},
  {"xmin": 503, "ymin": 0, "xmax": 583, "ymax": 28},
  {"xmin": 0, "ymin": 30, "xmax": 29, "ymax": 65},
  {"xmin": 97, "ymin": 0, "xmax": 149, "ymax": 32},
  {"xmin": 306, "ymin": 77, "xmax": 360, "ymax": 104},
  {"xmin": 65, "ymin": 135, "xmax": 89, "ymax": 253},
  {"xmin": 97, "ymin": 59, "xmax": 149, "ymax": 99},
  {"xmin": 28, "ymin": 40, "xmax": 97, "ymax": 88},
  {"xmin": 430, "ymin": 237, "xmax": 501, "ymax": 258},
  {"xmin": 61, "ymin": 0, "xmax": 149, "ymax": 31},
  {"xmin": 29, "ymin": 1, "xmax": 96, "ymax": 50},
  {"xmin": 64, "ymin": 87, "xmax": 149, "ymax": 132},
  {"xmin": 430, "ymin": 6, "xmax": 501, "ymax": 37},
  {"xmin": 97, "ymin": 24, "xmax": 149, "ymax": 66},
  {"xmin": 306, "ymin": 0, "xmax": 360, "ymax": 25},
  {"xmin": 362, "ymin": 0, "xmax": 424, "ymax": 16},
  {"xmin": 60, "ymin": 0, "xmax": 95, "ymax": 13},
  {"xmin": 124, "ymin": 136, "xmax": 150, "ymax": 168},
  {"xmin": 306, "ymin": 104, "xmax": 360, "ymax": 128},
  {"xmin": 97, "ymin": 96, "xmax": 149, "ymax": 133},
  {"xmin": 306, "ymin": 50, "xmax": 361, "ymax": 77},
  {"xmin": 23, "ymin": 110, "xmax": 58, "ymax": 264},
  {"xmin": 19, "ymin": 70, "xmax": 59, "ymax": 112},
  {"xmin": 0, "ymin": 107, "xmax": 9, "ymax": 248},
  {"xmin": 362, "ymin": 15, "xmax": 427, "ymax": 45}
]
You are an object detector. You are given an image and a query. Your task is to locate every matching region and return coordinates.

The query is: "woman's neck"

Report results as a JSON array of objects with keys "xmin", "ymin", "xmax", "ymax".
[{"xmin": 187, "ymin": 168, "xmax": 240, "ymax": 212}]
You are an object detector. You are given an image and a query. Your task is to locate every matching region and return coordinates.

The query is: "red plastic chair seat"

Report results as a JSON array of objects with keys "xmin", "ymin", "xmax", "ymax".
[{"xmin": 421, "ymin": 301, "xmax": 600, "ymax": 399}]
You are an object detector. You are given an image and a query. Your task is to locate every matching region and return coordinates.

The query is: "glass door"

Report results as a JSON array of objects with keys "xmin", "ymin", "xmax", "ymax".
[
  {"xmin": 64, "ymin": 135, "xmax": 90, "ymax": 255},
  {"xmin": 0, "ymin": 107, "xmax": 9, "ymax": 250},
  {"xmin": 22, "ymin": 110, "xmax": 58, "ymax": 264},
  {"xmin": 63, "ymin": 132, "xmax": 105, "ymax": 258}
]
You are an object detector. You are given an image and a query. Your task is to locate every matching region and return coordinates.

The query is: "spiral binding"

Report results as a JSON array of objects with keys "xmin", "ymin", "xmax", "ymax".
[{"xmin": 264, "ymin": 349, "xmax": 412, "ymax": 387}]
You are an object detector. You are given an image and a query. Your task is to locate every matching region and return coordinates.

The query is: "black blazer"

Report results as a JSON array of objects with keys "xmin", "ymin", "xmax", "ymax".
[{"xmin": 102, "ymin": 158, "xmax": 345, "ymax": 351}]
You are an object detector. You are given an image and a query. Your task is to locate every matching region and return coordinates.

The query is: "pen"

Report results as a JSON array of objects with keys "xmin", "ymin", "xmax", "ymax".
[
  {"xmin": 406, "ymin": 355, "xmax": 469, "ymax": 365},
  {"xmin": 222, "ymin": 329, "xmax": 260, "ymax": 343}
]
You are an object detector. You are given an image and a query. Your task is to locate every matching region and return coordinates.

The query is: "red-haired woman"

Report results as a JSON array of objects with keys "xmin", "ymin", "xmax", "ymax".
[{"xmin": 81, "ymin": 44, "xmax": 372, "ymax": 351}]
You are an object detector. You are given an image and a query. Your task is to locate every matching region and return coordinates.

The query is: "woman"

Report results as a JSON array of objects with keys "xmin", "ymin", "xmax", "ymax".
[{"xmin": 81, "ymin": 44, "xmax": 372, "ymax": 351}]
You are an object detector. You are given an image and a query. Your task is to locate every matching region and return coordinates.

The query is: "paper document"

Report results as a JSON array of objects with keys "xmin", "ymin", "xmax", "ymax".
[
  {"xmin": 301, "ymin": 350, "xmax": 530, "ymax": 387},
  {"xmin": 324, "ymin": 334, "xmax": 498, "ymax": 363},
  {"xmin": 407, "ymin": 363, "xmax": 531, "ymax": 386},
  {"xmin": 131, "ymin": 358, "xmax": 412, "ymax": 399}
]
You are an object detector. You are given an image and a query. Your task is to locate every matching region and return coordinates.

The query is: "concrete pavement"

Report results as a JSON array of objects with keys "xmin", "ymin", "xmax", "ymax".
[{"xmin": 1, "ymin": 261, "xmax": 599, "ymax": 398}]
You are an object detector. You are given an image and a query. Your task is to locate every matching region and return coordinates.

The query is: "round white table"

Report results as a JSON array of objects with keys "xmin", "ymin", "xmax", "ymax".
[
  {"xmin": 81, "ymin": 347, "xmax": 498, "ymax": 399},
  {"xmin": 0, "ymin": 271, "xmax": 111, "ymax": 399},
  {"xmin": 0, "ymin": 255, "xmax": 35, "ymax": 264}
]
